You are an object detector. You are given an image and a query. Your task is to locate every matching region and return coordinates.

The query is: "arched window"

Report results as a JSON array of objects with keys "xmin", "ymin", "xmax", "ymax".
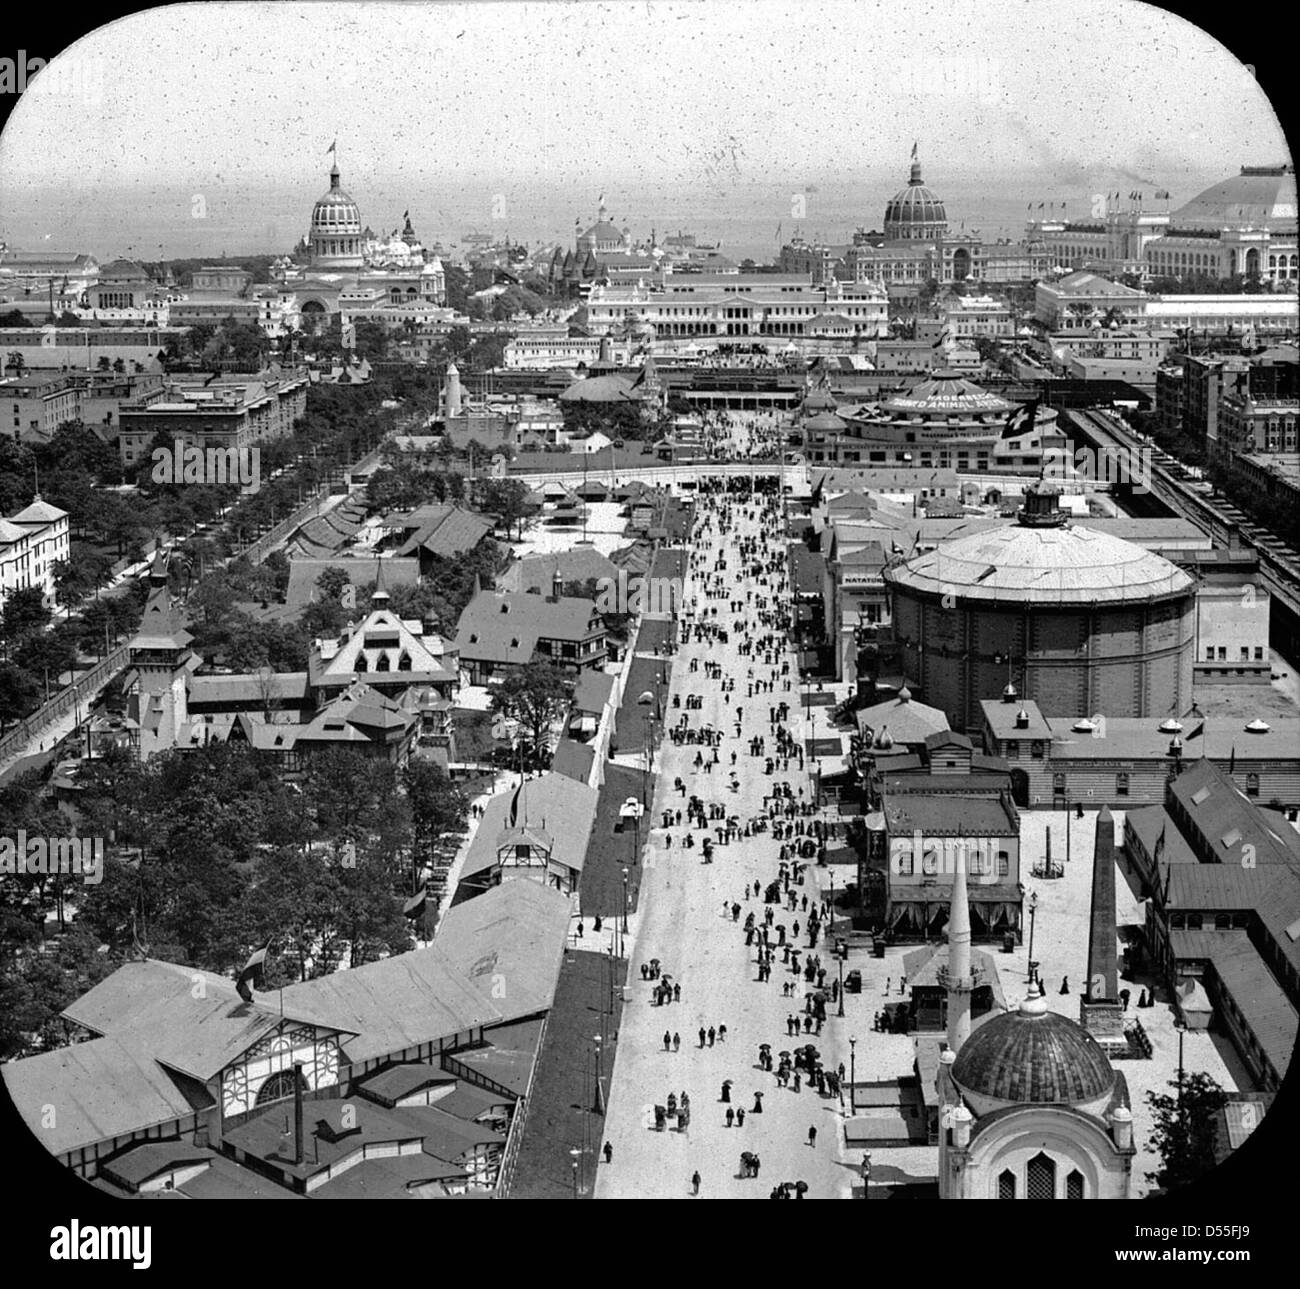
[
  {"xmin": 1066, "ymin": 1169, "xmax": 1084, "ymax": 1200},
  {"xmin": 256, "ymin": 1070, "xmax": 298, "ymax": 1107},
  {"xmin": 1245, "ymin": 773, "xmax": 1259, "ymax": 798},
  {"xmin": 998, "ymin": 1169, "xmax": 1016, "ymax": 1200},
  {"xmin": 398, "ymin": 652, "xmax": 412, "ymax": 671},
  {"xmin": 355, "ymin": 653, "xmax": 368, "ymax": 671},
  {"xmin": 375, "ymin": 651, "xmax": 391, "ymax": 672},
  {"xmin": 1026, "ymin": 1151, "xmax": 1056, "ymax": 1199}
]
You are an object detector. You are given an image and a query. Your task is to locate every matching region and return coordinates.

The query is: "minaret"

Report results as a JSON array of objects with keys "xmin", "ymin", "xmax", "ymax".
[
  {"xmin": 1080, "ymin": 805, "xmax": 1126, "ymax": 1048},
  {"xmin": 944, "ymin": 841, "xmax": 975, "ymax": 1052}
]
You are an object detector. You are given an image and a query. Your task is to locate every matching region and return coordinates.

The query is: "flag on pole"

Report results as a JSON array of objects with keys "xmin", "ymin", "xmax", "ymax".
[
  {"xmin": 1000, "ymin": 397, "xmax": 1040, "ymax": 440},
  {"xmin": 236, "ymin": 945, "xmax": 268, "ymax": 1003},
  {"xmin": 327, "ymin": 139, "xmax": 336, "ymax": 156},
  {"xmin": 506, "ymin": 779, "xmax": 522, "ymax": 829},
  {"xmin": 911, "ymin": 141, "xmax": 918, "ymax": 160},
  {"xmin": 403, "ymin": 888, "xmax": 427, "ymax": 919}
]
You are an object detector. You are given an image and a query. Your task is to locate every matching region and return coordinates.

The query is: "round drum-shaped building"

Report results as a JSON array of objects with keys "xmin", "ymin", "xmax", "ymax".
[{"xmin": 885, "ymin": 486, "xmax": 1196, "ymax": 732}]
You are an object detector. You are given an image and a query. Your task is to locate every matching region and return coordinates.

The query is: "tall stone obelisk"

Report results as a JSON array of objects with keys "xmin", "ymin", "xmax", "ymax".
[{"xmin": 1080, "ymin": 805, "xmax": 1126, "ymax": 1048}]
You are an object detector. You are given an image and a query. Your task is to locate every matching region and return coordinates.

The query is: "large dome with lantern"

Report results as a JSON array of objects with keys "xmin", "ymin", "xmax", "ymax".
[
  {"xmin": 884, "ymin": 152, "xmax": 949, "ymax": 241},
  {"xmin": 310, "ymin": 162, "xmax": 364, "ymax": 269}
]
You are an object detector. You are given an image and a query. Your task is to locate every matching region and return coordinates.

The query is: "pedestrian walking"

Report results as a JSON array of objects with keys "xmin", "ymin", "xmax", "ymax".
[
  {"xmin": 718, "ymin": 1025, "xmax": 727, "ymax": 1042},
  {"xmin": 726, "ymin": 1107, "xmax": 735, "ymax": 1128},
  {"xmin": 692, "ymin": 1170, "xmax": 701, "ymax": 1196},
  {"xmin": 1060, "ymin": 975, "xmax": 1070, "ymax": 995},
  {"xmin": 752, "ymin": 1092, "xmax": 763, "ymax": 1113},
  {"xmin": 673, "ymin": 983, "xmax": 681, "ymax": 1003},
  {"xmin": 664, "ymin": 1031, "xmax": 671, "ymax": 1051},
  {"xmin": 737, "ymin": 1107, "xmax": 745, "ymax": 1127},
  {"xmin": 673, "ymin": 1032, "xmax": 681, "ymax": 1051},
  {"xmin": 808, "ymin": 1125, "xmax": 817, "ymax": 1148},
  {"xmin": 699, "ymin": 1026, "xmax": 707, "ymax": 1048},
  {"xmin": 603, "ymin": 1141, "xmax": 613, "ymax": 1163},
  {"xmin": 708, "ymin": 1026, "xmax": 716, "ymax": 1047}
]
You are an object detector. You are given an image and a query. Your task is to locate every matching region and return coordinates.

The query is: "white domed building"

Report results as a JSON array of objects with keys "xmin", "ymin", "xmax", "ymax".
[
  {"xmin": 884, "ymin": 483, "xmax": 1196, "ymax": 732},
  {"xmin": 884, "ymin": 156, "xmax": 949, "ymax": 242},
  {"xmin": 280, "ymin": 157, "xmax": 447, "ymax": 326},
  {"xmin": 309, "ymin": 162, "xmax": 365, "ymax": 269},
  {"xmin": 937, "ymin": 997, "xmax": 1136, "ymax": 1199},
  {"xmin": 1029, "ymin": 164, "xmax": 1297, "ymax": 287},
  {"xmin": 1146, "ymin": 164, "xmax": 1297, "ymax": 286}
]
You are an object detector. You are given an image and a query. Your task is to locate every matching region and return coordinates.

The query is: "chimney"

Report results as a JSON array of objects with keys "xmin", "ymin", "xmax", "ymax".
[
  {"xmin": 293, "ymin": 1062, "xmax": 305, "ymax": 1166},
  {"xmin": 552, "ymin": 569, "xmax": 564, "ymax": 601}
]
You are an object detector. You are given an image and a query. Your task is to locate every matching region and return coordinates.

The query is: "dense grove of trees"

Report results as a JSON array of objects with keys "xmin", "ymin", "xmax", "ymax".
[{"xmin": 0, "ymin": 742, "xmax": 468, "ymax": 1059}]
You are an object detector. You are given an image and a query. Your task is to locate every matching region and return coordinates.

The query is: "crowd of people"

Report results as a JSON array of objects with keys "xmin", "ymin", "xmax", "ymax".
[{"xmin": 619, "ymin": 464, "xmax": 852, "ymax": 1198}]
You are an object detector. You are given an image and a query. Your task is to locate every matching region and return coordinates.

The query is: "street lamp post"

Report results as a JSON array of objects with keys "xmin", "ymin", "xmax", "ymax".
[
  {"xmin": 862, "ymin": 1151, "xmax": 872, "ymax": 1200},
  {"xmin": 849, "ymin": 1036, "xmax": 856, "ymax": 1112},
  {"xmin": 593, "ymin": 1034, "xmax": 604, "ymax": 1114},
  {"xmin": 622, "ymin": 867, "xmax": 630, "ymax": 936},
  {"xmin": 1175, "ymin": 1019, "xmax": 1187, "ymax": 1127},
  {"xmin": 570, "ymin": 1150, "xmax": 580, "ymax": 1200},
  {"xmin": 1026, "ymin": 889, "xmax": 1039, "ymax": 985},
  {"xmin": 837, "ymin": 952, "xmax": 845, "ymax": 1018}
]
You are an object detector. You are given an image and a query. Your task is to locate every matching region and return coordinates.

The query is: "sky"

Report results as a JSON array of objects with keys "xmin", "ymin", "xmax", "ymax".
[{"xmin": 0, "ymin": 0, "xmax": 1289, "ymax": 193}]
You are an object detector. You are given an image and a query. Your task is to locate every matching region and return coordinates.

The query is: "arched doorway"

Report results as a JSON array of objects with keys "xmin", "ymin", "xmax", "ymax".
[
  {"xmin": 1245, "ymin": 248, "xmax": 1260, "ymax": 278},
  {"xmin": 300, "ymin": 299, "xmax": 328, "ymax": 334},
  {"xmin": 952, "ymin": 248, "xmax": 970, "ymax": 281},
  {"xmin": 1010, "ymin": 767, "xmax": 1030, "ymax": 807}
]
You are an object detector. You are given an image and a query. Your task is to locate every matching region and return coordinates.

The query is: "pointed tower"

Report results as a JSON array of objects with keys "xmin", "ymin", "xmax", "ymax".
[
  {"xmin": 1080, "ymin": 805, "xmax": 1127, "ymax": 1050},
  {"xmin": 943, "ymin": 841, "xmax": 976, "ymax": 1052},
  {"xmin": 445, "ymin": 361, "xmax": 462, "ymax": 419},
  {"xmin": 127, "ymin": 554, "xmax": 197, "ymax": 762}
]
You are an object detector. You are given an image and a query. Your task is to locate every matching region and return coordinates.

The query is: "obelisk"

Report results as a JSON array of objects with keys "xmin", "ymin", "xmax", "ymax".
[{"xmin": 1080, "ymin": 805, "xmax": 1125, "ymax": 1046}]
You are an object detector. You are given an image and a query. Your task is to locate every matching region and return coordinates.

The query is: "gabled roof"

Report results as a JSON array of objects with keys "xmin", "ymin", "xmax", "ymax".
[
  {"xmin": 454, "ymin": 590, "xmax": 600, "ymax": 666},
  {"xmin": 2, "ymin": 1033, "xmax": 213, "ymax": 1156},
  {"xmin": 278, "ymin": 947, "xmax": 505, "ymax": 1065},
  {"xmin": 460, "ymin": 772, "xmax": 598, "ymax": 881},
  {"xmin": 433, "ymin": 879, "xmax": 573, "ymax": 1021},
  {"xmin": 572, "ymin": 668, "xmax": 615, "ymax": 713},
  {"xmin": 552, "ymin": 736, "xmax": 596, "ymax": 784},
  {"xmin": 60, "ymin": 959, "xmax": 336, "ymax": 1083}
]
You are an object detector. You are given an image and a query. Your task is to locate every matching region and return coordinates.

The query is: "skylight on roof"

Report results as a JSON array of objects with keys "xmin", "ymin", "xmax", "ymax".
[
  {"xmin": 1191, "ymin": 786, "xmax": 1211, "ymax": 806},
  {"xmin": 1220, "ymin": 829, "xmax": 1242, "ymax": 849}
]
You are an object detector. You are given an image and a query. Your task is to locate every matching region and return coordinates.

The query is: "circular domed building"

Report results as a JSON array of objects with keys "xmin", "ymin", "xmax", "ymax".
[
  {"xmin": 309, "ymin": 162, "xmax": 364, "ymax": 269},
  {"xmin": 885, "ymin": 484, "xmax": 1196, "ymax": 732},
  {"xmin": 884, "ymin": 153, "xmax": 949, "ymax": 242},
  {"xmin": 937, "ymin": 997, "xmax": 1136, "ymax": 1199}
]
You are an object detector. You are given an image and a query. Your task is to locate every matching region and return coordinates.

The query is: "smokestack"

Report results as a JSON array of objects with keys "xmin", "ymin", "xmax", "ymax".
[
  {"xmin": 293, "ymin": 1062, "xmax": 305, "ymax": 1166},
  {"xmin": 945, "ymin": 843, "xmax": 973, "ymax": 1053}
]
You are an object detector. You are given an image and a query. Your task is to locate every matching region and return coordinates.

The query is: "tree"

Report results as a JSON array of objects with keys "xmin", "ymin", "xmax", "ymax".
[
  {"xmin": 404, "ymin": 759, "xmax": 467, "ymax": 873},
  {"xmin": 491, "ymin": 661, "xmax": 574, "ymax": 767},
  {"xmin": 0, "ymin": 587, "xmax": 52, "ymax": 657},
  {"xmin": 0, "ymin": 663, "xmax": 42, "ymax": 728},
  {"xmin": 1144, "ymin": 1070, "xmax": 1229, "ymax": 1192},
  {"xmin": 476, "ymin": 476, "xmax": 529, "ymax": 539}
]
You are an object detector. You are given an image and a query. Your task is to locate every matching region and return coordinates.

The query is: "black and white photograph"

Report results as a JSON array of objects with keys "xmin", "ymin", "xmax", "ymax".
[{"xmin": 0, "ymin": 0, "xmax": 1294, "ymax": 1262}]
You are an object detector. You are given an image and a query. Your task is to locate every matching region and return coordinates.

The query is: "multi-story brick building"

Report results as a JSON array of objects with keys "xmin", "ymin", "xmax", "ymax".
[{"xmin": 116, "ymin": 371, "xmax": 308, "ymax": 468}]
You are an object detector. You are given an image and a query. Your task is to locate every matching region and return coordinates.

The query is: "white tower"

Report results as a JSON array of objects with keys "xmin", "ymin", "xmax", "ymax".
[
  {"xmin": 445, "ymin": 362, "xmax": 462, "ymax": 419},
  {"xmin": 943, "ymin": 841, "xmax": 976, "ymax": 1052}
]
